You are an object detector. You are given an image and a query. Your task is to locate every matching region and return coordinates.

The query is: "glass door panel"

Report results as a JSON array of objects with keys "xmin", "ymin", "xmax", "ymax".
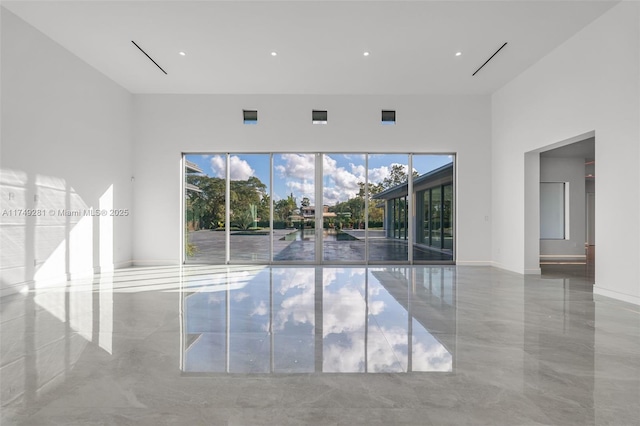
[
  {"xmin": 229, "ymin": 154, "xmax": 271, "ymax": 262},
  {"xmin": 367, "ymin": 154, "xmax": 409, "ymax": 262},
  {"xmin": 422, "ymin": 192, "xmax": 430, "ymax": 245},
  {"xmin": 185, "ymin": 152, "xmax": 454, "ymax": 265},
  {"xmin": 430, "ymin": 187, "xmax": 442, "ymax": 249},
  {"xmin": 443, "ymin": 184, "xmax": 453, "ymax": 251},
  {"xmin": 184, "ymin": 154, "xmax": 226, "ymax": 263},
  {"xmin": 412, "ymin": 155, "xmax": 454, "ymax": 261},
  {"xmin": 322, "ymin": 154, "xmax": 366, "ymax": 262},
  {"xmin": 273, "ymin": 154, "xmax": 315, "ymax": 261},
  {"xmin": 400, "ymin": 197, "xmax": 407, "ymax": 240}
]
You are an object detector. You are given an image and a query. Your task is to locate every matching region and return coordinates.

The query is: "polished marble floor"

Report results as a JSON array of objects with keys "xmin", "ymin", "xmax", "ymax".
[{"xmin": 1, "ymin": 265, "xmax": 639, "ymax": 425}]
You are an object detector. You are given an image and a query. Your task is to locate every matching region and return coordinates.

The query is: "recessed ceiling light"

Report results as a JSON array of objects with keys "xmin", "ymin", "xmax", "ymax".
[
  {"xmin": 271, "ymin": 51, "xmax": 277, "ymax": 56},
  {"xmin": 455, "ymin": 52, "xmax": 462, "ymax": 57},
  {"xmin": 363, "ymin": 51, "xmax": 370, "ymax": 57},
  {"xmin": 179, "ymin": 51, "xmax": 186, "ymax": 56}
]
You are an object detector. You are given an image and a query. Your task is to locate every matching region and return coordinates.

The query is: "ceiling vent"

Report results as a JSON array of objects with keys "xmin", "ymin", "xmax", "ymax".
[
  {"xmin": 382, "ymin": 110, "xmax": 396, "ymax": 125},
  {"xmin": 312, "ymin": 110, "xmax": 328, "ymax": 124},
  {"xmin": 131, "ymin": 40, "xmax": 167, "ymax": 75},
  {"xmin": 472, "ymin": 42, "xmax": 508, "ymax": 76},
  {"xmin": 243, "ymin": 110, "xmax": 258, "ymax": 124}
]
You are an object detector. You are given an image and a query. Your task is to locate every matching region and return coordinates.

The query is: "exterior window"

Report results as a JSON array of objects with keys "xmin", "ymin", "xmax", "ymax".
[
  {"xmin": 430, "ymin": 187, "xmax": 442, "ymax": 248},
  {"xmin": 443, "ymin": 185, "xmax": 453, "ymax": 250},
  {"xmin": 184, "ymin": 153, "xmax": 454, "ymax": 264}
]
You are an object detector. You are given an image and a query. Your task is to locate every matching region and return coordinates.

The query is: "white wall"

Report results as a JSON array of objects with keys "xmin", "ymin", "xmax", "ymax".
[
  {"xmin": 492, "ymin": 2, "xmax": 640, "ymax": 304},
  {"xmin": 133, "ymin": 94, "xmax": 492, "ymax": 266},
  {"xmin": 0, "ymin": 9, "xmax": 133, "ymax": 296},
  {"xmin": 539, "ymin": 157, "xmax": 586, "ymax": 260}
]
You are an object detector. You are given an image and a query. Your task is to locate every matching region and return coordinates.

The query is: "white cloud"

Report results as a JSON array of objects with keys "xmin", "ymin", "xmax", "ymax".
[
  {"xmin": 367, "ymin": 166, "xmax": 390, "ymax": 184},
  {"xmin": 271, "ymin": 268, "xmax": 316, "ymax": 332},
  {"xmin": 323, "ymin": 154, "xmax": 337, "ymax": 173},
  {"xmin": 286, "ymin": 181, "xmax": 315, "ymax": 204},
  {"xmin": 323, "ymin": 187, "xmax": 343, "ymax": 206},
  {"xmin": 276, "ymin": 154, "xmax": 315, "ymax": 180},
  {"xmin": 233, "ymin": 291, "xmax": 250, "ymax": 302},
  {"xmin": 210, "ymin": 155, "xmax": 225, "ymax": 178},
  {"xmin": 322, "ymin": 155, "xmax": 366, "ymax": 205},
  {"xmin": 275, "ymin": 154, "xmax": 316, "ymax": 203},
  {"xmin": 411, "ymin": 337, "xmax": 453, "ymax": 372},
  {"xmin": 210, "ymin": 155, "xmax": 255, "ymax": 180},
  {"xmin": 274, "ymin": 155, "xmax": 411, "ymax": 205},
  {"xmin": 251, "ymin": 300, "xmax": 268, "ymax": 317},
  {"xmin": 367, "ymin": 163, "xmax": 412, "ymax": 185},
  {"xmin": 351, "ymin": 164, "xmax": 366, "ymax": 177}
]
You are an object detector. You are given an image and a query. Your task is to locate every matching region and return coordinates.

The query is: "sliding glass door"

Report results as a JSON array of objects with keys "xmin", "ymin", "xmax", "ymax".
[
  {"xmin": 228, "ymin": 154, "xmax": 271, "ymax": 262},
  {"xmin": 184, "ymin": 153, "xmax": 455, "ymax": 264},
  {"xmin": 322, "ymin": 154, "xmax": 366, "ymax": 263},
  {"xmin": 272, "ymin": 154, "xmax": 316, "ymax": 261},
  {"xmin": 367, "ymin": 154, "xmax": 409, "ymax": 262},
  {"xmin": 184, "ymin": 155, "xmax": 226, "ymax": 264},
  {"xmin": 412, "ymin": 155, "xmax": 454, "ymax": 261}
]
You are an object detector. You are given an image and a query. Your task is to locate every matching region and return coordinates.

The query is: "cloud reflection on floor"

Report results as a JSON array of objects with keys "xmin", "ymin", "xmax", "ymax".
[{"xmin": 182, "ymin": 267, "xmax": 455, "ymax": 374}]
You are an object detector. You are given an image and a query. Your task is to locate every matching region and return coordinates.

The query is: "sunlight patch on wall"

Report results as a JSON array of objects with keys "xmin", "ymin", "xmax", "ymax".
[
  {"xmin": 69, "ymin": 216, "xmax": 93, "ymax": 277},
  {"xmin": 33, "ymin": 174, "xmax": 68, "ymax": 283},
  {"xmin": 0, "ymin": 169, "xmax": 28, "ymax": 287}
]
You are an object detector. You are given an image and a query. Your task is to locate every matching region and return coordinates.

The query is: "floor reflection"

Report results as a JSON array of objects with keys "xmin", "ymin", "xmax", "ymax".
[
  {"xmin": 3, "ymin": 265, "xmax": 639, "ymax": 424},
  {"xmin": 181, "ymin": 267, "xmax": 456, "ymax": 374}
]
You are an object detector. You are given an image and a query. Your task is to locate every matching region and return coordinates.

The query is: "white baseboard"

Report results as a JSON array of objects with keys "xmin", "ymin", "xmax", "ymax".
[
  {"xmin": 594, "ymin": 286, "xmax": 640, "ymax": 306},
  {"xmin": 490, "ymin": 262, "xmax": 541, "ymax": 275},
  {"xmin": 97, "ymin": 260, "xmax": 134, "ymax": 273},
  {"xmin": 490, "ymin": 261, "xmax": 525, "ymax": 275},
  {"xmin": 132, "ymin": 260, "xmax": 181, "ymax": 267},
  {"xmin": 114, "ymin": 260, "xmax": 134, "ymax": 269},
  {"xmin": 455, "ymin": 261, "xmax": 493, "ymax": 267}
]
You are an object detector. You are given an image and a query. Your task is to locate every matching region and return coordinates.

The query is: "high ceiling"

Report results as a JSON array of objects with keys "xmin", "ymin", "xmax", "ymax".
[{"xmin": 2, "ymin": 0, "xmax": 619, "ymax": 95}]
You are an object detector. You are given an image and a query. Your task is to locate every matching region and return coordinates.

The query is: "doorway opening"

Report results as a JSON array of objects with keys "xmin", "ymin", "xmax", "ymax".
[{"xmin": 532, "ymin": 135, "xmax": 595, "ymax": 282}]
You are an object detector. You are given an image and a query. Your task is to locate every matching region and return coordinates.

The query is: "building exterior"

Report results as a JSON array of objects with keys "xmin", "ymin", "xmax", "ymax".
[{"xmin": 373, "ymin": 163, "xmax": 454, "ymax": 255}]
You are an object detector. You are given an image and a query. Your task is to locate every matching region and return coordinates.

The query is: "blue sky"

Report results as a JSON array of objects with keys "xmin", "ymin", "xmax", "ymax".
[{"xmin": 186, "ymin": 153, "xmax": 453, "ymax": 206}]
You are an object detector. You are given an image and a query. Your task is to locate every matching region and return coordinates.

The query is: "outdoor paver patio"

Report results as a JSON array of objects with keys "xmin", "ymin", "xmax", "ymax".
[{"xmin": 186, "ymin": 229, "xmax": 453, "ymax": 263}]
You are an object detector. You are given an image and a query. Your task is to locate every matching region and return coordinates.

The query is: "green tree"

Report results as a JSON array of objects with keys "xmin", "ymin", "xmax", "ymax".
[
  {"xmin": 274, "ymin": 193, "xmax": 297, "ymax": 225},
  {"xmin": 230, "ymin": 177, "xmax": 265, "ymax": 228},
  {"xmin": 258, "ymin": 193, "xmax": 270, "ymax": 223},
  {"xmin": 187, "ymin": 174, "xmax": 270, "ymax": 230},
  {"xmin": 382, "ymin": 164, "xmax": 419, "ymax": 189},
  {"xmin": 187, "ymin": 175, "xmax": 226, "ymax": 229}
]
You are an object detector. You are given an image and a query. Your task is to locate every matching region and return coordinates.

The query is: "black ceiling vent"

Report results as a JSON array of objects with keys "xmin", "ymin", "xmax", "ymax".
[
  {"xmin": 472, "ymin": 42, "xmax": 508, "ymax": 76},
  {"xmin": 312, "ymin": 110, "xmax": 328, "ymax": 124},
  {"xmin": 382, "ymin": 110, "xmax": 396, "ymax": 125},
  {"xmin": 243, "ymin": 110, "xmax": 258, "ymax": 124},
  {"xmin": 131, "ymin": 40, "xmax": 168, "ymax": 75}
]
